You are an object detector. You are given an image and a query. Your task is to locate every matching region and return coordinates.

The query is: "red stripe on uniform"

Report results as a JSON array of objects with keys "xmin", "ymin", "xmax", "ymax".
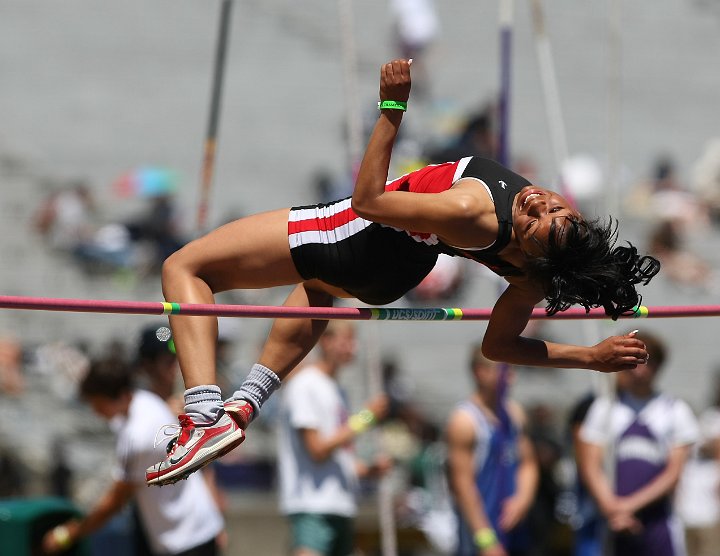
[{"xmin": 288, "ymin": 206, "xmax": 358, "ymax": 234}]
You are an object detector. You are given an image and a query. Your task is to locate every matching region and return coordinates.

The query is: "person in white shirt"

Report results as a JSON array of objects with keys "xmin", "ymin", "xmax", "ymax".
[
  {"xmin": 676, "ymin": 372, "xmax": 720, "ymax": 556},
  {"xmin": 577, "ymin": 331, "xmax": 699, "ymax": 556},
  {"xmin": 43, "ymin": 358, "xmax": 224, "ymax": 556},
  {"xmin": 277, "ymin": 321, "xmax": 389, "ymax": 556}
]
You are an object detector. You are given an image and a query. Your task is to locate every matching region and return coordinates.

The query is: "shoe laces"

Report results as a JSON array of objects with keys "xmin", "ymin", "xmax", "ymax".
[{"xmin": 153, "ymin": 415, "xmax": 194, "ymax": 452}]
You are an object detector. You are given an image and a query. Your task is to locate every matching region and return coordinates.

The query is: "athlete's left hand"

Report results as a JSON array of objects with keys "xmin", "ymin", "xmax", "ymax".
[
  {"xmin": 589, "ymin": 332, "xmax": 648, "ymax": 373},
  {"xmin": 379, "ymin": 59, "xmax": 412, "ymax": 103}
]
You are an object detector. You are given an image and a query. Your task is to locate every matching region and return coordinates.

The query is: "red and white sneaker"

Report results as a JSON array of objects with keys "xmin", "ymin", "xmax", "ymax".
[
  {"xmin": 223, "ymin": 399, "xmax": 255, "ymax": 428},
  {"xmin": 146, "ymin": 412, "xmax": 245, "ymax": 486}
]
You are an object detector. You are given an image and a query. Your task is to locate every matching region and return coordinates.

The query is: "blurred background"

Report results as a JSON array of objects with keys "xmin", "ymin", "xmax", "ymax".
[{"xmin": 1, "ymin": 0, "xmax": 720, "ymax": 554}]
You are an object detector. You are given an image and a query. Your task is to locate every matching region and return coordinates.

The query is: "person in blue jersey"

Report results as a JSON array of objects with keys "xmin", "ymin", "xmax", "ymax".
[{"xmin": 446, "ymin": 345, "xmax": 538, "ymax": 556}]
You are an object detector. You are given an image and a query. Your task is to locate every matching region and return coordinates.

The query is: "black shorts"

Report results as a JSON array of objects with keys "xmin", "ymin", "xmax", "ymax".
[{"xmin": 288, "ymin": 198, "xmax": 438, "ymax": 305}]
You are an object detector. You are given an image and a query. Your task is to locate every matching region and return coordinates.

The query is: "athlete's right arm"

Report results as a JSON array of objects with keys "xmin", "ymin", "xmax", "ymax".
[{"xmin": 483, "ymin": 284, "xmax": 648, "ymax": 372}]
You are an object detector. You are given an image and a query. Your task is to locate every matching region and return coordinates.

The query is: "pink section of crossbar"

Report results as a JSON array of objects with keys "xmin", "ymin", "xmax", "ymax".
[{"xmin": 0, "ymin": 295, "xmax": 719, "ymax": 320}]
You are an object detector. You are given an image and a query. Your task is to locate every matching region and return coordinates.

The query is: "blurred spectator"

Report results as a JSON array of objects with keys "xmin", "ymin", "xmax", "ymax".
[
  {"xmin": 33, "ymin": 180, "xmax": 96, "ymax": 251},
  {"xmin": 311, "ymin": 168, "xmax": 354, "ymax": 204},
  {"xmin": 524, "ymin": 403, "xmax": 567, "ymax": 556},
  {"xmin": 559, "ymin": 155, "xmax": 603, "ymax": 213},
  {"xmin": 425, "ymin": 105, "xmax": 498, "ymax": 164},
  {"xmin": 692, "ymin": 138, "xmax": 720, "ymax": 222},
  {"xmin": 390, "ymin": 0, "xmax": 439, "ymax": 100},
  {"xmin": 0, "ymin": 449, "xmax": 26, "ymax": 497},
  {"xmin": 124, "ymin": 193, "xmax": 186, "ymax": 272},
  {"xmin": 73, "ymin": 222, "xmax": 136, "ymax": 273},
  {"xmin": 676, "ymin": 368, "xmax": 720, "ymax": 556},
  {"xmin": 628, "ymin": 155, "xmax": 710, "ymax": 230},
  {"xmin": 400, "ymin": 421, "xmax": 457, "ymax": 554},
  {"xmin": 566, "ymin": 393, "xmax": 602, "ymax": 556},
  {"xmin": 135, "ymin": 324, "xmax": 182, "ymax": 412},
  {"xmin": 0, "ymin": 336, "xmax": 24, "ymax": 396},
  {"xmin": 577, "ymin": 331, "xmax": 699, "ymax": 556},
  {"xmin": 34, "ymin": 169, "xmax": 188, "ymax": 277},
  {"xmin": 133, "ymin": 324, "xmax": 229, "ymax": 550},
  {"xmin": 32, "ymin": 181, "xmax": 136, "ymax": 274},
  {"xmin": 407, "ymin": 254, "xmax": 467, "ymax": 303},
  {"xmin": 382, "ymin": 356, "xmax": 427, "ymax": 435},
  {"xmin": 42, "ymin": 358, "xmax": 224, "ymax": 555},
  {"xmin": 446, "ymin": 346, "xmax": 538, "ymax": 556},
  {"xmin": 49, "ymin": 439, "xmax": 73, "ymax": 499},
  {"xmin": 636, "ymin": 156, "xmax": 716, "ymax": 293},
  {"xmin": 33, "ymin": 341, "xmax": 91, "ymax": 402},
  {"xmin": 276, "ymin": 321, "xmax": 390, "ymax": 556},
  {"xmin": 647, "ymin": 219, "xmax": 716, "ymax": 291}
]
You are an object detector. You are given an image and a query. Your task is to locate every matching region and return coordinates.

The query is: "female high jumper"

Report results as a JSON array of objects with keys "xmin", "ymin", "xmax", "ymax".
[{"xmin": 146, "ymin": 59, "xmax": 660, "ymax": 486}]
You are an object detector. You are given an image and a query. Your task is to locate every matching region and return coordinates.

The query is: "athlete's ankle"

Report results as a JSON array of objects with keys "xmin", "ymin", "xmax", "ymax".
[
  {"xmin": 224, "ymin": 399, "xmax": 255, "ymax": 428},
  {"xmin": 183, "ymin": 385, "xmax": 223, "ymax": 425},
  {"xmin": 228, "ymin": 363, "xmax": 281, "ymax": 419}
]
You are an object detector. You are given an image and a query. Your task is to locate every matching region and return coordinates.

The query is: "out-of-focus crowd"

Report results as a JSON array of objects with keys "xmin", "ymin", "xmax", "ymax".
[
  {"xmin": 4, "ymin": 2, "xmax": 720, "ymax": 553},
  {"xmin": 2, "ymin": 313, "xmax": 720, "ymax": 555},
  {"xmin": 8, "ymin": 95, "xmax": 720, "ymax": 556}
]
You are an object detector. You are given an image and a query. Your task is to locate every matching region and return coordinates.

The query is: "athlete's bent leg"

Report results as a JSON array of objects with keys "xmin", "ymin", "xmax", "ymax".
[
  {"xmin": 225, "ymin": 281, "xmax": 336, "ymax": 426},
  {"xmin": 147, "ymin": 210, "xmax": 303, "ymax": 486}
]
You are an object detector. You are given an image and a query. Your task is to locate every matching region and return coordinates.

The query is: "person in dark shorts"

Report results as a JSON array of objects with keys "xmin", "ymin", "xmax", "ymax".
[{"xmin": 146, "ymin": 59, "xmax": 660, "ymax": 487}]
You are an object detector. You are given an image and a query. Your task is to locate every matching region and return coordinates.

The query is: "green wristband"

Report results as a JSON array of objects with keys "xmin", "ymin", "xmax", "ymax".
[
  {"xmin": 474, "ymin": 528, "xmax": 498, "ymax": 550},
  {"xmin": 53, "ymin": 525, "xmax": 73, "ymax": 549},
  {"xmin": 377, "ymin": 100, "xmax": 407, "ymax": 111},
  {"xmin": 348, "ymin": 408, "xmax": 376, "ymax": 434}
]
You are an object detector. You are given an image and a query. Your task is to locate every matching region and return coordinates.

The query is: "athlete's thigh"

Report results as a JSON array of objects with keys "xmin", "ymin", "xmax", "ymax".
[{"xmin": 178, "ymin": 208, "xmax": 302, "ymax": 291}]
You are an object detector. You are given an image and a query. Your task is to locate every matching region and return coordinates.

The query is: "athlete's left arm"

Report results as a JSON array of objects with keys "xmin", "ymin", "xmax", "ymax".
[
  {"xmin": 351, "ymin": 60, "xmax": 487, "ymax": 239},
  {"xmin": 482, "ymin": 284, "xmax": 648, "ymax": 373}
]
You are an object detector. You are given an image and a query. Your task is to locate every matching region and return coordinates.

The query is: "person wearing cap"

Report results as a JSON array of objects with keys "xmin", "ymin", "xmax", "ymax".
[{"xmin": 42, "ymin": 357, "xmax": 224, "ymax": 556}]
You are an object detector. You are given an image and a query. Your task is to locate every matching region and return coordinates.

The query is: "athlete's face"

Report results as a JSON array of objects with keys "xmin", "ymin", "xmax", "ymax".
[{"xmin": 512, "ymin": 186, "xmax": 582, "ymax": 258}]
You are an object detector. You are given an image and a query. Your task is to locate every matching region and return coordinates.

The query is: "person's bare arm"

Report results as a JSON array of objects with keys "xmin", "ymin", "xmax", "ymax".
[
  {"xmin": 301, "ymin": 395, "xmax": 388, "ymax": 463},
  {"xmin": 447, "ymin": 410, "xmax": 507, "ymax": 556},
  {"xmin": 576, "ymin": 439, "xmax": 619, "ymax": 517},
  {"xmin": 482, "ymin": 284, "xmax": 648, "ymax": 372},
  {"xmin": 618, "ymin": 444, "xmax": 692, "ymax": 515},
  {"xmin": 42, "ymin": 480, "xmax": 135, "ymax": 553},
  {"xmin": 300, "ymin": 426, "xmax": 355, "ymax": 462},
  {"xmin": 499, "ymin": 403, "xmax": 538, "ymax": 532},
  {"xmin": 351, "ymin": 60, "xmax": 488, "ymax": 241}
]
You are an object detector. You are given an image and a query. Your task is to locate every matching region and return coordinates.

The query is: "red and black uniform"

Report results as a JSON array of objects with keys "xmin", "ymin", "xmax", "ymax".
[{"xmin": 288, "ymin": 157, "xmax": 530, "ymax": 305}]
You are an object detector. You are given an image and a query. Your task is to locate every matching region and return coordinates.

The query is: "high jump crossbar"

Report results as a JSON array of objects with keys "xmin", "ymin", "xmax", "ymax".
[{"xmin": 0, "ymin": 295, "xmax": 719, "ymax": 321}]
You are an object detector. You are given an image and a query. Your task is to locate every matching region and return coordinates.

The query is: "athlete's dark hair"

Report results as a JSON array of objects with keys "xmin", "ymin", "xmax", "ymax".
[{"xmin": 524, "ymin": 216, "xmax": 660, "ymax": 320}]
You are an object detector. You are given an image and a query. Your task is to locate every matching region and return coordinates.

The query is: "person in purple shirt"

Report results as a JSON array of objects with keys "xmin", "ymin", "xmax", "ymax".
[{"xmin": 577, "ymin": 331, "xmax": 699, "ymax": 556}]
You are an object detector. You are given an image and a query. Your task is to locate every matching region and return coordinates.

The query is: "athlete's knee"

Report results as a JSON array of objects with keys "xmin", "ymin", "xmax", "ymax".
[
  {"xmin": 161, "ymin": 245, "xmax": 196, "ymax": 288},
  {"xmin": 303, "ymin": 282, "xmax": 337, "ymax": 306}
]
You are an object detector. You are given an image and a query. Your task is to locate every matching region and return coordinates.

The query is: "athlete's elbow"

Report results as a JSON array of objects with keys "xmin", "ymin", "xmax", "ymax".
[
  {"xmin": 480, "ymin": 338, "xmax": 509, "ymax": 363},
  {"xmin": 351, "ymin": 195, "xmax": 376, "ymax": 220}
]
